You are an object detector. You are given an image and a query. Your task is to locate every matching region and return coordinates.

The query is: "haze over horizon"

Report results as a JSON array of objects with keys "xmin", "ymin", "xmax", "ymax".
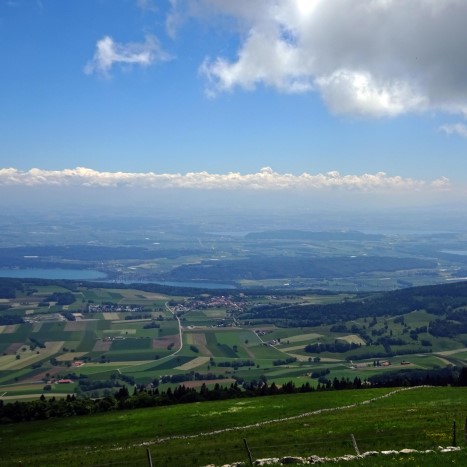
[{"xmin": 2, "ymin": 1, "xmax": 467, "ymax": 211}]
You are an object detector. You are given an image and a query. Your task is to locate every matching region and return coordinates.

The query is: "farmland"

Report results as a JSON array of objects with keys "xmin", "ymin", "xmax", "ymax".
[{"xmin": 1, "ymin": 278, "xmax": 467, "ymax": 401}]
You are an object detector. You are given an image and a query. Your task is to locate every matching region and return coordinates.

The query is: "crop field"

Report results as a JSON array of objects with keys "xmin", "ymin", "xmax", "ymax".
[
  {"xmin": 0, "ymin": 387, "xmax": 466, "ymax": 466},
  {"xmin": 176, "ymin": 356, "xmax": 210, "ymax": 370},
  {"xmin": 337, "ymin": 334, "xmax": 367, "ymax": 345},
  {"xmin": 1, "ymin": 279, "xmax": 467, "ymax": 401},
  {"xmin": 285, "ymin": 332, "xmax": 323, "ymax": 343}
]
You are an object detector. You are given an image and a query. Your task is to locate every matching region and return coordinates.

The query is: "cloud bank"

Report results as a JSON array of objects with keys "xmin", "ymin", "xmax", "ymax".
[
  {"xmin": 183, "ymin": 0, "xmax": 467, "ymax": 117},
  {"xmin": 0, "ymin": 167, "xmax": 449, "ymax": 192},
  {"xmin": 85, "ymin": 35, "xmax": 170, "ymax": 76}
]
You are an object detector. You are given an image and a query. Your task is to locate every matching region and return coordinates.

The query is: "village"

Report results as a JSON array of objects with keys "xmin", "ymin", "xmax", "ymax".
[
  {"xmin": 171, "ymin": 294, "xmax": 249, "ymax": 314},
  {"xmin": 87, "ymin": 303, "xmax": 143, "ymax": 313}
]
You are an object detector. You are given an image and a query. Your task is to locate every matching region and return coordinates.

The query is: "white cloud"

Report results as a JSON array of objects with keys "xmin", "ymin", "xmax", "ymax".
[
  {"xmin": 200, "ymin": 28, "xmax": 312, "ymax": 96},
  {"xmin": 439, "ymin": 123, "xmax": 467, "ymax": 138},
  {"xmin": 179, "ymin": 0, "xmax": 467, "ymax": 116},
  {"xmin": 136, "ymin": 0, "xmax": 157, "ymax": 11},
  {"xmin": 0, "ymin": 167, "xmax": 450, "ymax": 192},
  {"xmin": 315, "ymin": 70, "xmax": 427, "ymax": 117},
  {"xmin": 85, "ymin": 35, "xmax": 170, "ymax": 77}
]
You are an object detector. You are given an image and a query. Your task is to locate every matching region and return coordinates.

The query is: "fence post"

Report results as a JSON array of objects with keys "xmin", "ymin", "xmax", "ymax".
[
  {"xmin": 146, "ymin": 447, "xmax": 153, "ymax": 467},
  {"xmin": 351, "ymin": 433, "xmax": 360, "ymax": 456},
  {"xmin": 453, "ymin": 420, "xmax": 457, "ymax": 447},
  {"xmin": 243, "ymin": 438, "xmax": 253, "ymax": 466}
]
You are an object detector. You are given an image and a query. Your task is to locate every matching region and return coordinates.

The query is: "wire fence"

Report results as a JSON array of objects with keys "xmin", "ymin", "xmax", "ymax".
[
  {"xmin": 88, "ymin": 423, "xmax": 465, "ymax": 467},
  {"xmin": 83, "ymin": 386, "xmax": 462, "ymax": 466}
]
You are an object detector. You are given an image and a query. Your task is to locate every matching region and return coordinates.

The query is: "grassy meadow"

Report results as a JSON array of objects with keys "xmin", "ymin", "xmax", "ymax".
[{"xmin": 0, "ymin": 386, "xmax": 466, "ymax": 466}]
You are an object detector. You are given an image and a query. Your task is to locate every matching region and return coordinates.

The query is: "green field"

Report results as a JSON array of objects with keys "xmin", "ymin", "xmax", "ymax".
[
  {"xmin": 0, "ymin": 387, "xmax": 465, "ymax": 466},
  {"xmin": 1, "ymin": 280, "xmax": 467, "ymax": 400}
]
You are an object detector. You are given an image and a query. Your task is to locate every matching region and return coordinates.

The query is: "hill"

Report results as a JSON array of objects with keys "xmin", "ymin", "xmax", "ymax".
[{"xmin": 0, "ymin": 386, "xmax": 465, "ymax": 466}]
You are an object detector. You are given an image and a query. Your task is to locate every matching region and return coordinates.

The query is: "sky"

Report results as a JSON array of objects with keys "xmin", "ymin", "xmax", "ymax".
[{"xmin": 1, "ymin": 0, "xmax": 467, "ymax": 209}]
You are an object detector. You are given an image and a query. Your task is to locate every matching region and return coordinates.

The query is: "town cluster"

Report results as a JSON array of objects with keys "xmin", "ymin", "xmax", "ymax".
[
  {"xmin": 180, "ymin": 295, "xmax": 248, "ymax": 313},
  {"xmin": 88, "ymin": 303, "xmax": 143, "ymax": 313}
]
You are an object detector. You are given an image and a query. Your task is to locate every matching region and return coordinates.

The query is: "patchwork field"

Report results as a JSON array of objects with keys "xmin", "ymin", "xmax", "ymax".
[{"xmin": 1, "ymin": 279, "xmax": 467, "ymax": 401}]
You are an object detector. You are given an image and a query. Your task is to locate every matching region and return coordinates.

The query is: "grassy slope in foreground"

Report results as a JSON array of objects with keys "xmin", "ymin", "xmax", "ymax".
[{"xmin": 0, "ymin": 386, "xmax": 466, "ymax": 466}]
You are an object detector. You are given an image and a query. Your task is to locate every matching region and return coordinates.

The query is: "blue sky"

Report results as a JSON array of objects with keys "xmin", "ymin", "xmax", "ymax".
[{"xmin": 1, "ymin": 0, "xmax": 467, "ymax": 204}]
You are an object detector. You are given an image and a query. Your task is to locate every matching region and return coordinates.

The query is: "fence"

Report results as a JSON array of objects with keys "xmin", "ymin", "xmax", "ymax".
[{"xmin": 88, "ymin": 419, "xmax": 466, "ymax": 467}]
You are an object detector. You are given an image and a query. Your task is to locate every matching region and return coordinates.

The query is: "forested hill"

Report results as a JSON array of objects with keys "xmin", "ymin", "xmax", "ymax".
[
  {"xmin": 166, "ymin": 256, "xmax": 435, "ymax": 281},
  {"xmin": 1, "ymin": 276, "xmax": 467, "ymax": 302},
  {"xmin": 0, "ymin": 245, "xmax": 205, "ymax": 267},
  {"xmin": 241, "ymin": 280, "xmax": 467, "ymax": 326}
]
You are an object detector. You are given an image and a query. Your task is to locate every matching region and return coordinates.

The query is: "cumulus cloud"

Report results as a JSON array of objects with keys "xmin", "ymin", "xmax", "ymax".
[
  {"xmin": 180, "ymin": 0, "xmax": 467, "ymax": 116},
  {"xmin": 0, "ymin": 167, "xmax": 450, "ymax": 192},
  {"xmin": 439, "ymin": 122, "xmax": 467, "ymax": 138},
  {"xmin": 85, "ymin": 35, "xmax": 170, "ymax": 76}
]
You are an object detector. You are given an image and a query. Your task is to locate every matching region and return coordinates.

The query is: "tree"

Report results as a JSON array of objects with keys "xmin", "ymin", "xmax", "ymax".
[
  {"xmin": 115, "ymin": 386, "xmax": 129, "ymax": 401},
  {"xmin": 458, "ymin": 367, "xmax": 467, "ymax": 386}
]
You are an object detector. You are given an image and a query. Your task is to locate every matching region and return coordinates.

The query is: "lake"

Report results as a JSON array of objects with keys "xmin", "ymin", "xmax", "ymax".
[{"xmin": 0, "ymin": 269, "xmax": 235, "ymax": 289}]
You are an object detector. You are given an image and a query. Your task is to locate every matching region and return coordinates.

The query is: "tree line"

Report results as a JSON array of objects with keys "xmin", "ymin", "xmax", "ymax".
[{"xmin": 1, "ymin": 366, "xmax": 466, "ymax": 424}]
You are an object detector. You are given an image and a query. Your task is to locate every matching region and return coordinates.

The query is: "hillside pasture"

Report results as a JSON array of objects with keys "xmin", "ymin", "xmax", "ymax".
[{"xmin": 2, "ymin": 387, "xmax": 465, "ymax": 466}]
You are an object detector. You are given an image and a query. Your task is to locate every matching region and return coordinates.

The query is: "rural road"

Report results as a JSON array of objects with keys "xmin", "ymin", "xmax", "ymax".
[
  {"xmin": 164, "ymin": 301, "xmax": 183, "ymax": 357},
  {"xmin": 117, "ymin": 302, "xmax": 184, "ymax": 373}
]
